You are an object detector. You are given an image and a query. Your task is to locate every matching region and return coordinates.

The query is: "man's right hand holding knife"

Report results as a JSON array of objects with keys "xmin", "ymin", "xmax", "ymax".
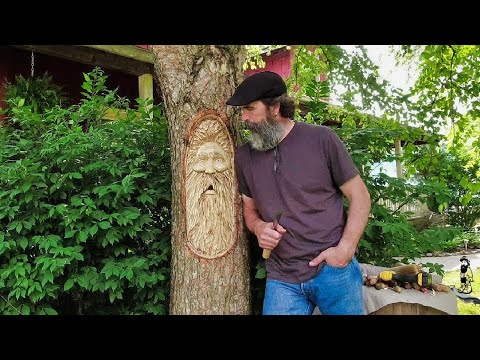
[{"xmin": 253, "ymin": 210, "xmax": 286, "ymax": 259}]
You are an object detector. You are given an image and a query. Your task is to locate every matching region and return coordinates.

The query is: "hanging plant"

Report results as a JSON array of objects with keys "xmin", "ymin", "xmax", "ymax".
[{"xmin": 4, "ymin": 72, "xmax": 68, "ymax": 114}]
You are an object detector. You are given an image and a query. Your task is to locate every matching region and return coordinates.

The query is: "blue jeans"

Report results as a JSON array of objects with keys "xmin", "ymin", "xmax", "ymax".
[{"xmin": 263, "ymin": 257, "xmax": 364, "ymax": 315}]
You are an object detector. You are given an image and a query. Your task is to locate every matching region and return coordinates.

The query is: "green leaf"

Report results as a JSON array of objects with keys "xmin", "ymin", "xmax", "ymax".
[
  {"xmin": 24, "ymin": 192, "xmax": 33, "ymax": 203},
  {"xmin": 79, "ymin": 230, "xmax": 88, "ymax": 243},
  {"xmin": 64, "ymin": 279, "xmax": 74, "ymax": 291},
  {"xmin": 98, "ymin": 221, "xmax": 111, "ymax": 230},
  {"xmin": 134, "ymin": 259, "xmax": 146, "ymax": 268},
  {"xmin": 84, "ymin": 197, "xmax": 95, "ymax": 208},
  {"xmin": 23, "ymin": 221, "xmax": 33, "ymax": 230},
  {"xmin": 19, "ymin": 237, "xmax": 28, "ymax": 250},
  {"xmin": 90, "ymin": 224, "xmax": 98, "ymax": 236},
  {"xmin": 21, "ymin": 182, "xmax": 32, "ymax": 192},
  {"xmin": 72, "ymin": 252, "xmax": 84, "ymax": 261},
  {"xmin": 65, "ymin": 230, "xmax": 76, "ymax": 238},
  {"xmin": 255, "ymin": 267, "xmax": 267, "ymax": 279},
  {"xmin": 122, "ymin": 269, "xmax": 132, "ymax": 282},
  {"xmin": 77, "ymin": 276, "xmax": 89, "ymax": 289},
  {"xmin": 124, "ymin": 210, "xmax": 141, "ymax": 220},
  {"xmin": 460, "ymin": 193, "xmax": 472, "ymax": 206},
  {"xmin": 43, "ymin": 307, "xmax": 58, "ymax": 315},
  {"xmin": 21, "ymin": 304, "xmax": 31, "ymax": 315},
  {"xmin": 18, "ymin": 266, "xmax": 25, "ymax": 277},
  {"xmin": 105, "ymin": 268, "xmax": 113, "ymax": 280}
]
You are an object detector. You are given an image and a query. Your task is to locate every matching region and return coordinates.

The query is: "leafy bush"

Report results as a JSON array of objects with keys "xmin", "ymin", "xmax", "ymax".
[
  {"xmin": 0, "ymin": 67, "xmax": 171, "ymax": 314},
  {"xmin": 4, "ymin": 72, "xmax": 68, "ymax": 114}
]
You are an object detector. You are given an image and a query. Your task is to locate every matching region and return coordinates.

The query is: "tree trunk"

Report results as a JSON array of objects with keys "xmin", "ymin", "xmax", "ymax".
[{"xmin": 152, "ymin": 45, "xmax": 250, "ymax": 314}]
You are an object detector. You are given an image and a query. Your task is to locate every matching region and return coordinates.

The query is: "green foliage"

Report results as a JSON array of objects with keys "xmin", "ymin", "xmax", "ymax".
[
  {"xmin": 4, "ymin": 72, "xmax": 68, "ymax": 115},
  {"xmin": 410, "ymin": 148, "xmax": 480, "ymax": 229},
  {"xmin": 243, "ymin": 45, "xmax": 288, "ymax": 71},
  {"xmin": 0, "ymin": 67, "xmax": 171, "ymax": 314},
  {"xmin": 397, "ymin": 46, "xmax": 480, "ymax": 229},
  {"xmin": 248, "ymin": 233, "xmax": 266, "ymax": 315},
  {"xmin": 453, "ymin": 231, "xmax": 480, "ymax": 250},
  {"xmin": 290, "ymin": 45, "xmax": 407, "ymax": 118}
]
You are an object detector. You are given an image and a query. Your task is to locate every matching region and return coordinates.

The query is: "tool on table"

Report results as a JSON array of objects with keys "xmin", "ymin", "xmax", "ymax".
[
  {"xmin": 262, "ymin": 210, "xmax": 283, "ymax": 259},
  {"xmin": 379, "ymin": 270, "xmax": 433, "ymax": 288}
]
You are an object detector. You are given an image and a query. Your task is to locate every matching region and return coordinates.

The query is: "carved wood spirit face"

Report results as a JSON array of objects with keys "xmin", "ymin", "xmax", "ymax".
[{"xmin": 185, "ymin": 115, "xmax": 236, "ymax": 258}]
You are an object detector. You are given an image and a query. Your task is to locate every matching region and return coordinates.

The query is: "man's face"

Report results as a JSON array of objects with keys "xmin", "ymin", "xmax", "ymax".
[{"xmin": 241, "ymin": 101, "xmax": 284, "ymax": 151}]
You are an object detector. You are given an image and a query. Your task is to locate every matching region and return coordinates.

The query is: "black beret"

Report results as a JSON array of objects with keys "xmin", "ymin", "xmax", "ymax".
[{"xmin": 226, "ymin": 71, "xmax": 287, "ymax": 106}]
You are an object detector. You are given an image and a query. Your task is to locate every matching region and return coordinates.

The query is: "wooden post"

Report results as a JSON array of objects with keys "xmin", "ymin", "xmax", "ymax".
[
  {"xmin": 394, "ymin": 138, "xmax": 403, "ymax": 178},
  {"xmin": 138, "ymin": 73, "xmax": 153, "ymax": 119},
  {"xmin": 138, "ymin": 73, "xmax": 153, "ymax": 100}
]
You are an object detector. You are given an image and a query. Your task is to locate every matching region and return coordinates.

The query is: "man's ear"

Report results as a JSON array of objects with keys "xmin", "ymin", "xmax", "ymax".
[{"xmin": 270, "ymin": 104, "xmax": 280, "ymax": 116}]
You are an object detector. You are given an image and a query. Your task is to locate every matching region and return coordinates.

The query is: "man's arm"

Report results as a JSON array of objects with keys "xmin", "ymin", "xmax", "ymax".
[
  {"xmin": 309, "ymin": 174, "xmax": 371, "ymax": 267},
  {"xmin": 242, "ymin": 194, "xmax": 286, "ymax": 250}
]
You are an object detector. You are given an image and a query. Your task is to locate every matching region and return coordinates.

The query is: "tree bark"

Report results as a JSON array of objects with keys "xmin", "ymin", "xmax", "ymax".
[{"xmin": 152, "ymin": 45, "xmax": 250, "ymax": 314}]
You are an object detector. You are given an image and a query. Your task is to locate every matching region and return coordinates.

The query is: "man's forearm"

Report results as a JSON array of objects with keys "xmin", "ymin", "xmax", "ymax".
[
  {"xmin": 243, "ymin": 206, "xmax": 264, "ymax": 235},
  {"xmin": 338, "ymin": 192, "xmax": 371, "ymax": 257}
]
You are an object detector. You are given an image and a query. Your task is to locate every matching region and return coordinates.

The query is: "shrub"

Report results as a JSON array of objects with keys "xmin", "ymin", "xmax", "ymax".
[{"xmin": 0, "ymin": 68, "xmax": 172, "ymax": 314}]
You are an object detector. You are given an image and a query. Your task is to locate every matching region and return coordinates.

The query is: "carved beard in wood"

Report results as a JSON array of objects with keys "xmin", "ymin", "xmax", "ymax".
[{"xmin": 185, "ymin": 120, "xmax": 236, "ymax": 259}]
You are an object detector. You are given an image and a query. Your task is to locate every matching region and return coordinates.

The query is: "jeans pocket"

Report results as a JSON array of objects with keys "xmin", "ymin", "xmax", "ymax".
[
  {"xmin": 325, "ymin": 262, "xmax": 349, "ymax": 270},
  {"xmin": 325, "ymin": 256, "xmax": 355, "ymax": 271}
]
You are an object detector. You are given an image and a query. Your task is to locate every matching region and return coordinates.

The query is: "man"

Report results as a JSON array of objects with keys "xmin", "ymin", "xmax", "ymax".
[{"xmin": 226, "ymin": 71, "xmax": 371, "ymax": 315}]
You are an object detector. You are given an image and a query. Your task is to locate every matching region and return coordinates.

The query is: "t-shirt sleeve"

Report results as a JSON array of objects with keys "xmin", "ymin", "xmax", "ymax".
[
  {"xmin": 234, "ymin": 148, "xmax": 252, "ymax": 198},
  {"xmin": 325, "ymin": 129, "xmax": 359, "ymax": 187}
]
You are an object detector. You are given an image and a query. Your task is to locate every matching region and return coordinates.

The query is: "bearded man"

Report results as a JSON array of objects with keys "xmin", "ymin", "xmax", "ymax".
[{"xmin": 227, "ymin": 71, "xmax": 371, "ymax": 315}]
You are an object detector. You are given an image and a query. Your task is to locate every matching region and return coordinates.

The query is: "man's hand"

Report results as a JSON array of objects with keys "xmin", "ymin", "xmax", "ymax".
[
  {"xmin": 308, "ymin": 242, "xmax": 354, "ymax": 268},
  {"xmin": 255, "ymin": 221, "xmax": 287, "ymax": 250},
  {"xmin": 309, "ymin": 175, "xmax": 370, "ymax": 268}
]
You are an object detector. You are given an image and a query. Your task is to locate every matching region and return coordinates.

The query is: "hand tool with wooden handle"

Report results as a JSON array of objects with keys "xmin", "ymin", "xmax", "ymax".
[
  {"xmin": 379, "ymin": 270, "xmax": 433, "ymax": 288},
  {"xmin": 262, "ymin": 210, "xmax": 283, "ymax": 259}
]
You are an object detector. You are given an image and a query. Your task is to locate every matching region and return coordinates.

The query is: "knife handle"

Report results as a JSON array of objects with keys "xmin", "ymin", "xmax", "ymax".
[{"xmin": 262, "ymin": 217, "xmax": 280, "ymax": 259}]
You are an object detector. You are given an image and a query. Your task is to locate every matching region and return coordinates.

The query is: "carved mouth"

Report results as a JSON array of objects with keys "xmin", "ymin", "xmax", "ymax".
[{"xmin": 205, "ymin": 185, "xmax": 215, "ymax": 195}]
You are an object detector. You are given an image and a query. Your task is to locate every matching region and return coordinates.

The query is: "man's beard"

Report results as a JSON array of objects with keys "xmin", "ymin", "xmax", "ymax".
[
  {"xmin": 185, "ymin": 170, "xmax": 235, "ymax": 258},
  {"xmin": 247, "ymin": 112, "xmax": 285, "ymax": 151}
]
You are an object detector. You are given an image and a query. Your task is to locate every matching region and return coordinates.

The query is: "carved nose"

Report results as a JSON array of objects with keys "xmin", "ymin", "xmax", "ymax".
[{"xmin": 204, "ymin": 159, "xmax": 215, "ymax": 174}]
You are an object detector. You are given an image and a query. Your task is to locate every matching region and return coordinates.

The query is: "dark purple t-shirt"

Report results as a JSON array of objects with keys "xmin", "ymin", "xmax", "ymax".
[{"xmin": 235, "ymin": 122, "xmax": 359, "ymax": 283}]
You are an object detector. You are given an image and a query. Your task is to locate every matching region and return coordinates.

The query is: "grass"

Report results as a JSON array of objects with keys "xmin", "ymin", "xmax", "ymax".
[{"xmin": 442, "ymin": 267, "xmax": 480, "ymax": 315}]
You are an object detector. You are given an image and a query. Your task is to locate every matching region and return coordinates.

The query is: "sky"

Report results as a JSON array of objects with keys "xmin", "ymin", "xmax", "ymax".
[
  {"xmin": 340, "ymin": 45, "xmax": 419, "ymax": 92},
  {"xmin": 362, "ymin": 45, "xmax": 419, "ymax": 91},
  {"xmin": 335, "ymin": 45, "xmax": 420, "ymax": 115}
]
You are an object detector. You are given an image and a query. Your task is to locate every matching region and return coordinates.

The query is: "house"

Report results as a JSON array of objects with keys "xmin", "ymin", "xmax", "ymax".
[{"xmin": 0, "ymin": 45, "xmax": 155, "ymax": 119}]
